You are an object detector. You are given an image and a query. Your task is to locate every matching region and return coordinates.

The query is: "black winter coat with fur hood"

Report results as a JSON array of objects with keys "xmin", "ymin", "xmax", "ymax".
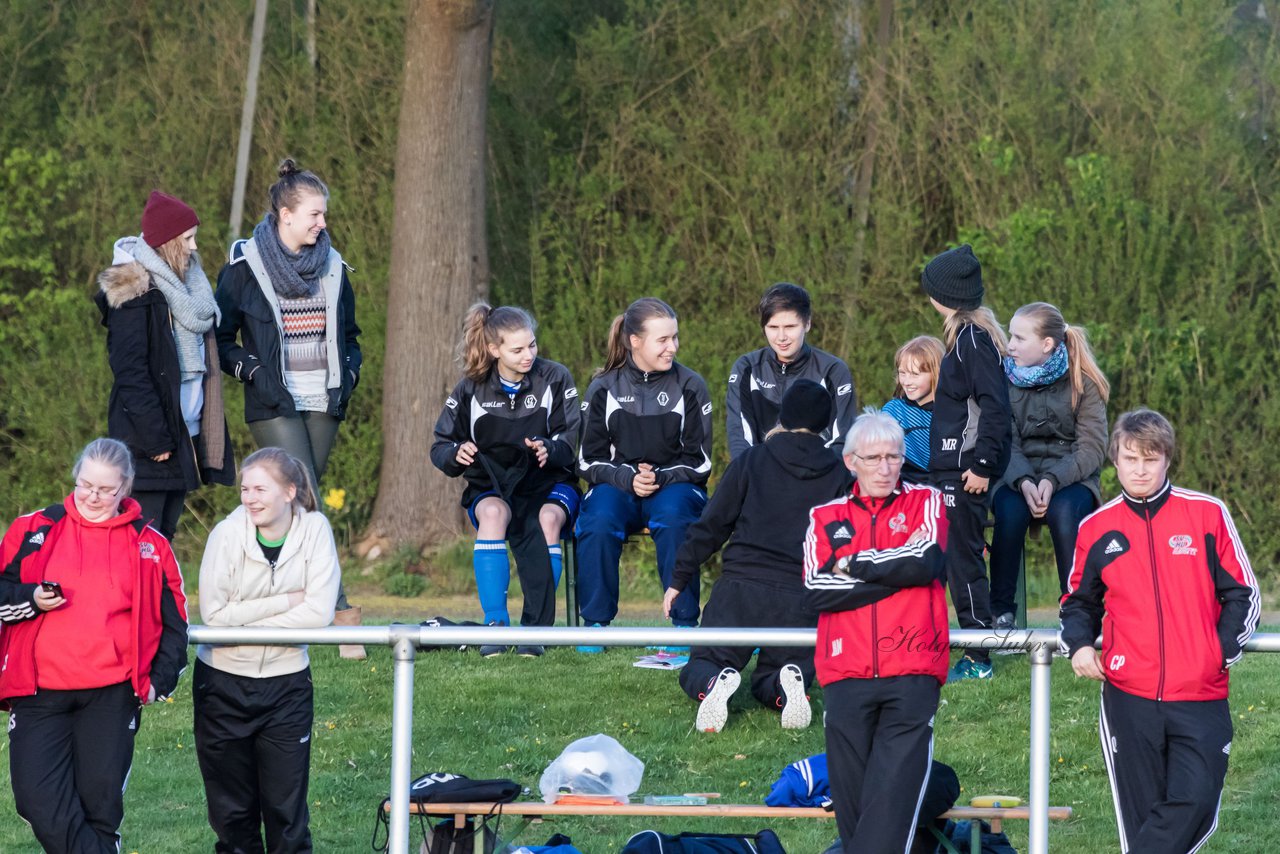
[{"xmin": 96, "ymin": 255, "xmax": 236, "ymax": 493}]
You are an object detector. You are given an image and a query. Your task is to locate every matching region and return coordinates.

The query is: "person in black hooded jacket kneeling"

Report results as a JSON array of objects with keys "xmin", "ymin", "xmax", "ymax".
[{"xmin": 664, "ymin": 380, "xmax": 852, "ymax": 733}]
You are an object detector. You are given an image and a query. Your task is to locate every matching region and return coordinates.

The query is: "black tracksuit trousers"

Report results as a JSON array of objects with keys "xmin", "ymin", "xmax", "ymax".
[
  {"xmin": 7, "ymin": 681, "xmax": 140, "ymax": 854},
  {"xmin": 677, "ymin": 577, "xmax": 816, "ymax": 709},
  {"xmin": 194, "ymin": 659, "xmax": 315, "ymax": 854},
  {"xmin": 938, "ymin": 478, "xmax": 993, "ymax": 662},
  {"xmin": 823, "ymin": 675, "xmax": 939, "ymax": 854},
  {"xmin": 1100, "ymin": 683, "xmax": 1231, "ymax": 854},
  {"xmin": 506, "ymin": 498, "xmax": 558, "ymax": 627}
]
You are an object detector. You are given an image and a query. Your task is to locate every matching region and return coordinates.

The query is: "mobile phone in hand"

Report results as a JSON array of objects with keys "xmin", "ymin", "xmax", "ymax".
[{"xmin": 40, "ymin": 581, "xmax": 63, "ymax": 597}]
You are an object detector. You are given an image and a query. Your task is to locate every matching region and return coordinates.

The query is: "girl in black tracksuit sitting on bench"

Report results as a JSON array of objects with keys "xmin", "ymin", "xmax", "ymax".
[
  {"xmin": 430, "ymin": 304, "xmax": 581, "ymax": 657},
  {"xmin": 724, "ymin": 282, "xmax": 857, "ymax": 458},
  {"xmin": 575, "ymin": 297, "xmax": 713, "ymax": 644}
]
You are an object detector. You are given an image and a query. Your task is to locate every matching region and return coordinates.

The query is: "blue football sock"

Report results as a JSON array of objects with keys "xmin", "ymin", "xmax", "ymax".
[
  {"xmin": 473, "ymin": 540, "xmax": 510, "ymax": 624},
  {"xmin": 548, "ymin": 543, "xmax": 563, "ymax": 589}
]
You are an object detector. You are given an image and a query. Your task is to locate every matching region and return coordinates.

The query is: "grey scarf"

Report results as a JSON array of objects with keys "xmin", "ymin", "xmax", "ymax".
[
  {"xmin": 129, "ymin": 238, "xmax": 219, "ymax": 382},
  {"xmin": 251, "ymin": 213, "xmax": 332, "ymax": 299}
]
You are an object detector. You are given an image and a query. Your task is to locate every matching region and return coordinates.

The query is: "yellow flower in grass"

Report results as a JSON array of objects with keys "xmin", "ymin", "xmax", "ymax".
[{"xmin": 324, "ymin": 488, "xmax": 347, "ymax": 511}]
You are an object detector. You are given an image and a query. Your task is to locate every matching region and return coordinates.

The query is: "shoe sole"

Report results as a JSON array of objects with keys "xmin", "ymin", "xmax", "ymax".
[
  {"xmin": 480, "ymin": 647, "xmax": 509, "ymax": 658},
  {"xmin": 778, "ymin": 665, "xmax": 811, "ymax": 730},
  {"xmin": 516, "ymin": 647, "xmax": 544, "ymax": 658},
  {"xmin": 696, "ymin": 669, "xmax": 740, "ymax": 733}
]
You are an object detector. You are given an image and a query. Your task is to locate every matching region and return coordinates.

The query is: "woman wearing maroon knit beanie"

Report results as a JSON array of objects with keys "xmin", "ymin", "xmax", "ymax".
[
  {"xmin": 95, "ymin": 190, "xmax": 236, "ymax": 541},
  {"xmin": 214, "ymin": 158, "xmax": 366, "ymax": 657}
]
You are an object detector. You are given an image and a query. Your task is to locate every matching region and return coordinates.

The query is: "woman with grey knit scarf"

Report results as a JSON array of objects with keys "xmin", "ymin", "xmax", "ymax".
[
  {"xmin": 214, "ymin": 158, "xmax": 366, "ymax": 658},
  {"xmin": 95, "ymin": 191, "xmax": 236, "ymax": 540}
]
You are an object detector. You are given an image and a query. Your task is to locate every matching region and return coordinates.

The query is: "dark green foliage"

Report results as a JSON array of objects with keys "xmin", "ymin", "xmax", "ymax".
[
  {"xmin": 521, "ymin": 0, "xmax": 1280, "ymax": 572},
  {"xmin": 1, "ymin": 0, "xmax": 1279, "ymax": 577},
  {"xmin": 0, "ymin": 1, "xmax": 406, "ymax": 556}
]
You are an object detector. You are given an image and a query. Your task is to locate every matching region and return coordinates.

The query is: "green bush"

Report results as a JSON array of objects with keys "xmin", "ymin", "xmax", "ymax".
[{"xmin": 382, "ymin": 571, "xmax": 427, "ymax": 599}]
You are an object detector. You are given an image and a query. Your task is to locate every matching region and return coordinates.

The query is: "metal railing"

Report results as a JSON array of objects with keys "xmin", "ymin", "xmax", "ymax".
[{"xmin": 186, "ymin": 624, "xmax": 1280, "ymax": 854}]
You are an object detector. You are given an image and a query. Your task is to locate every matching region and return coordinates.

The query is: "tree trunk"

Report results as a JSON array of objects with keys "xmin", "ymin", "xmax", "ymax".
[
  {"xmin": 841, "ymin": 0, "xmax": 893, "ymax": 356},
  {"xmin": 368, "ymin": 0, "xmax": 496, "ymax": 547},
  {"xmin": 229, "ymin": 0, "xmax": 269, "ymax": 242},
  {"xmin": 305, "ymin": 0, "xmax": 317, "ymax": 69}
]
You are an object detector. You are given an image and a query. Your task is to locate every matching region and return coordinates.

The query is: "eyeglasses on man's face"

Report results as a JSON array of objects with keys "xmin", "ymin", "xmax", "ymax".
[
  {"xmin": 852, "ymin": 453, "xmax": 905, "ymax": 467},
  {"xmin": 75, "ymin": 481, "xmax": 124, "ymax": 500}
]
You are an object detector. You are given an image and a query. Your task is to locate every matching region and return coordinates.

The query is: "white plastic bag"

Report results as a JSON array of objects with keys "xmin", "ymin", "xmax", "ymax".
[{"xmin": 538, "ymin": 734, "xmax": 644, "ymax": 804}]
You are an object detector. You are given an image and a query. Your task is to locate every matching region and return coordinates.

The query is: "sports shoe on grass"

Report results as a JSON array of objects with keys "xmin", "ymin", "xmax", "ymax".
[
  {"xmin": 993, "ymin": 611, "xmax": 1016, "ymax": 631},
  {"xmin": 948, "ymin": 655, "xmax": 994, "ymax": 682},
  {"xmin": 653, "ymin": 622, "xmax": 695, "ymax": 653},
  {"xmin": 516, "ymin": 645, "xmax": 545, "ymax": 658},
  {"xmin": 576, "ymin": 622, "xmax": 607, "ymax": 654},
  {"xmin": 696, "ymin": 667, "xmax": 741, "ymax": 733},
  {"xmin": 479, "ymin": 620, "xmax": 510, "ymax": 658},
  {"xmin": 778, "ymin": 663, "xmax": 811, "ymax": 730}
]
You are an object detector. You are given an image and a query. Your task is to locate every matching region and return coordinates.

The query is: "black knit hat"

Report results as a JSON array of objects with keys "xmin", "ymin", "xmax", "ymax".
[
  {"xmin": 921, "ymin": 244, "xmax": 984, "ymax": 310},
  {"xmin": 779, "ymin": 379, "xmax": 832, "ymax": 433}
]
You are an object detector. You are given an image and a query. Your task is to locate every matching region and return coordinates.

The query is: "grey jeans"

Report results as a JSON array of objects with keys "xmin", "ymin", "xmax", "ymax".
[{"xmin": 248, "ymin": 412, "xmax": 351, "ymax": 610}]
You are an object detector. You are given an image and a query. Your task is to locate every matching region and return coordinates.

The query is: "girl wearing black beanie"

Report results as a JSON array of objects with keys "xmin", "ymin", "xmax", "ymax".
[{"xmin": 921, "ymin": 244, "xmax": 1012, "ymax": 681}]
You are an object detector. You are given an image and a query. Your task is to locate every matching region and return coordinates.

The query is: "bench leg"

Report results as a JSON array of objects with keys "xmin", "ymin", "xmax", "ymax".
[
  {"xmin": 1016, "ymin": 547, "xmax": 1027, "ymax": 629},
  {"xmin": 563, "ymin": 537, "xmax": 579, "ymax": 627},
  {"xmin": 929, "ymin": 823, "xmax": 963, "ymax": 854}
]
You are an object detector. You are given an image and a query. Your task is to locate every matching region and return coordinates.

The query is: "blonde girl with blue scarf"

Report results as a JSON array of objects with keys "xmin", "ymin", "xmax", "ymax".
[{"xmin": 989, "ymin": 302, "xmax": 1110, "ymax": 628}]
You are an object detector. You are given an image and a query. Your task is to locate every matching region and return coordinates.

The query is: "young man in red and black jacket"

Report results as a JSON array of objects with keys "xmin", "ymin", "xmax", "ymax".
[
  {"xmin": 1061, "ymin": 409, "xmax": 1260, "ymax": 854},
  {"xmin": 804, "ymin": 408, "xmax": 950, "ymax": 854}
]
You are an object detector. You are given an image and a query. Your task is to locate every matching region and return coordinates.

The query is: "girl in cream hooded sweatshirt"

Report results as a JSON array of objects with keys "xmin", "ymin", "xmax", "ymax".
[{"xmin": 194, "ymin": 447, "xmax": 339, "ymax": 852}]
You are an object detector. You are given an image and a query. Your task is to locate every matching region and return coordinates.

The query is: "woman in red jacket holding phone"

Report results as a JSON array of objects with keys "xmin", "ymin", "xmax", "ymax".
[{"xmin": 0, "ymin": 438, "xmax": 188, "ymax": 854}]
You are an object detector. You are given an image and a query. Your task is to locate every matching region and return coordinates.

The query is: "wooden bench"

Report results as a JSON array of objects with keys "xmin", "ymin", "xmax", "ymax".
[{"xmin": 402, "ymin": 800, "xmax": 1074, "ymax": 853}]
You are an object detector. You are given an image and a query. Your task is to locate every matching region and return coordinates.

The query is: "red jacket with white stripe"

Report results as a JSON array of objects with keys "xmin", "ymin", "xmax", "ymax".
[
  {"xmin": 1060, "ymin": 481, "xmax": 1260, "ymax": 702},
  {"xmin": 0, "ymin": 496, "xmax": 189, "ymax": 707},
  {"xmin": 804, "ymin": 480, "xmax": 950, "ymax": 687}
]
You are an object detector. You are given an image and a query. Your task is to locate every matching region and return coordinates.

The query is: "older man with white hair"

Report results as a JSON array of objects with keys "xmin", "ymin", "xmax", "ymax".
[{"xmin": 804, "ymin": 406, "xmax": 950, "ymax": 854}]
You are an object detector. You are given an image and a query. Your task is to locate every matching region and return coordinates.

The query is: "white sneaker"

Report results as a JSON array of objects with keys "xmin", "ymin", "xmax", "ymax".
[
  {"xmin": 695, "ymin": 668, "xmax": 741, "ymax": 733},
  {"xmin": 778, "ymin": 664, "xmax": 811, "ymax": 730}
]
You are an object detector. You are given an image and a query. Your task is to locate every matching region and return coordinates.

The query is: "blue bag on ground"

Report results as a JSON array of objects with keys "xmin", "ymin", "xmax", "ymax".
[{"xmin": 620, "ymin": 829, "xmax": 786, "ymax": 853}]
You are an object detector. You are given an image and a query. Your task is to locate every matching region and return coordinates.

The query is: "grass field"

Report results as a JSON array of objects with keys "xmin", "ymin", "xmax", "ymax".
[{"xmin": 2, "ymin": 580, "xmax": 1278, "ymax": 852}]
